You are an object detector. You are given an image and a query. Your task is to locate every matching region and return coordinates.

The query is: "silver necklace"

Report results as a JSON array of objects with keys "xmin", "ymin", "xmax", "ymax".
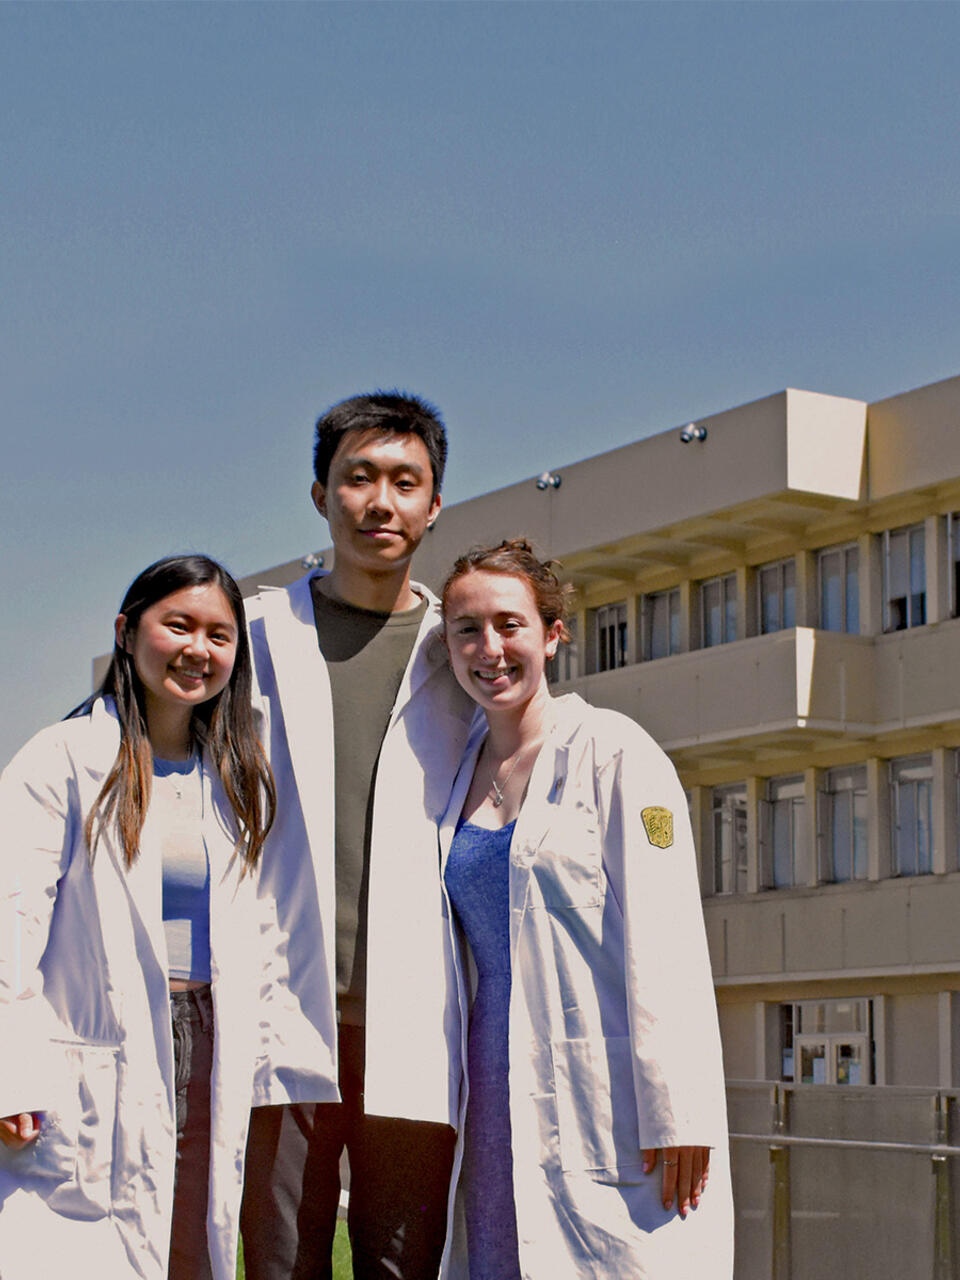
[
  {"xmin": 488, "ymin": 748, "xmax": 524, "ymax": 808},
  {"xmin": 171, "ymin": 768, "xmax": 194, "ymax": 801},
  {"xmin": 158, "ymin": 753, "xmax": 197, "ymax": 801}
]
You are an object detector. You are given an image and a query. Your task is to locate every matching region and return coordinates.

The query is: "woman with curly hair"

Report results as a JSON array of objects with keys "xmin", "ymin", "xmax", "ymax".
[{"xmin": 438, "ymin": 540, "xmax": 733, "ymax": 1279}]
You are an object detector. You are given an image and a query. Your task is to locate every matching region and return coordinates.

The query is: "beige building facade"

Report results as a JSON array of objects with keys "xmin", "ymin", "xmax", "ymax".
[{"xmin": 241, "ymin": 371, "xmax": 960, "ymax": 1094}]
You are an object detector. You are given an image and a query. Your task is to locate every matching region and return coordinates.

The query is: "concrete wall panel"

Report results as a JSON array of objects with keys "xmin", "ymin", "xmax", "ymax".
[
  {"xmin": 719, "ymin": 899, "xmax": 786, "ymax": 977},
  {"xmin": 835, "ymin": 885, "xmax": 912, "ymax": 970},
  {"xmin": 906, "ymin": 876, "xmax": 960, "ymax": 965},
  {"xmin": 716, "ymin": 1002, "xmax": 757, "ymax": 1079},
  {"xmin": 782, "ymin": 895, "xmax": 845, "ymax": 973},
  {"xmin": 889, "ymin": 993, "xmax": 940, "ymax": 1086},
  {"xmin": 868, "ymin": 373, "xmax": 960, "ymax": 499},
  {"xmin": 873, "ymin": 621, "xmax": 960, "ymax": 730}
]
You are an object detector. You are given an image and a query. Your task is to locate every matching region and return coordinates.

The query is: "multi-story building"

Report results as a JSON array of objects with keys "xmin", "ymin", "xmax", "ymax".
[{"xmin": 241, "ymin": 371, "xmax": 960, "ymax": 1097}]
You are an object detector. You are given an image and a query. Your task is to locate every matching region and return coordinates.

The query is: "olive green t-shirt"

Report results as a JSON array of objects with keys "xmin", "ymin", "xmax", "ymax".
[{"xmin": 310, "ymin": 578, "xmax": 428, "ymax": 1027}]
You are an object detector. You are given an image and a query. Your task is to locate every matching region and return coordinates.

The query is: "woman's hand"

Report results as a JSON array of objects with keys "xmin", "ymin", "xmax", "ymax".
[
  {"xmin": 0, "ymin": 1113, "xmax": 42, "ymax": 1150},
  {"xmin": 642, "ymin": 1145, "xmax": 710, "ymax": 1218}
]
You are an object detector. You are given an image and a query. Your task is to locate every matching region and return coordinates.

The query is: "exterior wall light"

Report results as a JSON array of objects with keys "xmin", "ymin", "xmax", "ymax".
[
  {"xmin": 679, "ymin": 423, "xmax": 708, "ymax": 444},
  {"xmin": 536, "ymin": 471, "xmax": 562, "ymax": 490}
]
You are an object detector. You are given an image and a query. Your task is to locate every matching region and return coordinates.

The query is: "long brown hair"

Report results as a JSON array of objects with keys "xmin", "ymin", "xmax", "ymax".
[{"xmin": 73, "ymin": 555, "xmax": 276, "ymax": 869}]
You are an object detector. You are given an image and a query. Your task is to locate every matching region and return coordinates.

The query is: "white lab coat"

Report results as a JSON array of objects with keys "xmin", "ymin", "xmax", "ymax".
[
  {"xmin": 0, "ymin": 698, "xmax": 299, "ymax": 1280},
  {"xmin": 438, "ymin": 694, "xmax": 734, "ymax": 1279},
  {"xmin": 245, "ymin": 571, "xmax": 478, "ymax": 1124}
]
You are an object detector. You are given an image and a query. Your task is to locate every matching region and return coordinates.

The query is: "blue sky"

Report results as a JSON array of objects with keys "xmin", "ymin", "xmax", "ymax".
[{"xmin": 3, "ymin": 1, "xmax": 960, "ymax": 766}]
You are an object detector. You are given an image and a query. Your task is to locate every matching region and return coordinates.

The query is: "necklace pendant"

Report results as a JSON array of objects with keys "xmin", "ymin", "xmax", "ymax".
[{"xmin": 492, "ymin": 792, "xmax": 504, "ymax": 808}]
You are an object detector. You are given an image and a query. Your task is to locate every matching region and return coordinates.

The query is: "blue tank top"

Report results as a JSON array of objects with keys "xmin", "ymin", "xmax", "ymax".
[
  {"xmin": 444, "ymin": 817, "xmax": 521, "ymax": 1280},
  {"xmin": 153, "ymin": 755, "xmax": 211, "ymax": 983}
]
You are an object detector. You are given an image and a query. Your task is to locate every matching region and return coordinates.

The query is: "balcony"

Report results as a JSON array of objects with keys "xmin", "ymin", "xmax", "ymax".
[
  {"xmin": 704, "ymin": 873, "xmax": 960, "ymax": 984},
  {"xmin": 562, "ymin": 618, "xmax": 960, "ymax": 769}
]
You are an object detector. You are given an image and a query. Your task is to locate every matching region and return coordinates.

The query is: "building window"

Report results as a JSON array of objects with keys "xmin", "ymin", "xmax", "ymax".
[
  {"xmin": 592, "ymin": 602, "xmax": 627, "ymax": 672},
  {"xmin": 820, "ymin": 766, "xmax": 868, "ymax": 882},
  {"xmin": 890, "ymin": 755, "xmax": 933, "ymax": 875},
  {"xmin": 781, "ymin": 998, "xmax": 873, "ymax": 1085},
  {"xmin": 949, "ymin": 513, "xmax": 960, "ymax": 618},
  {"xmin": 758, "ymin": 558, "xmax": 796, "ymax": 634},
  {"xmin": 547, "ymin": 616, "xmax": 578, "ymax": 684},
  {"xmin": 818, "ymin": 543, "xmax": 859, "ymax": 633},
  {"xmin": 641, "ymin": 588, "xmax": 681, "ymax": 660},
  {"xmin": 700, "ymin": 573, "xmax": 737, "ymax": 648},
  {"xmin": 883, "ymin": 524, "xmax": 926, "ymax": 631},
  {"xmin": 712, "ymin": 784, "xmax": 748, "ymax": 894},
  {"xmin": 763, "ymin": 775, "xmax": 806, "ymax": 888}
]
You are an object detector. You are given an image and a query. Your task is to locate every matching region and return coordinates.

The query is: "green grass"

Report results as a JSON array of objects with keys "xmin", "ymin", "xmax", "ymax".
[
  {"xmin": 332, "ymin": 1219, "xmax": 353, "ymax": 1276},
  {"xmin": 237, "ymin": 1220, "xmax": 353, "ymax": 1278}
]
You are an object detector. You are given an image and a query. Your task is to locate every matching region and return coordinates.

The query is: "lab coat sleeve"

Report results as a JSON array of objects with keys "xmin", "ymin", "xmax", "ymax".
[
  {"xmin": 598, "ymin": 724, "xmax": 727, "ymax": 1150},
  {"xmin": 0, "ymin": 730, "xmax": 81, "ymax": 1115}
]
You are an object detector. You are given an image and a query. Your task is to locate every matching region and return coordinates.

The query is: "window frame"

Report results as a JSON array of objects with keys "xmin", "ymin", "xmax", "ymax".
[
  {"xmin": 882, "ymin": 524, "xmax": 926, "ymax": 632},
  {"xmin": 889, "ymin": 754, "xmax": 933, "ymax": 876},
  {"xmin": 547, "ymin": 615, "xmax": 579, "ymax": 685},
  {"xmin": 640, "ymin": 587, "xmax": 681, "ymax": 661},
  {"xmin": 712, "ymin": 783, "xmax": 748, "ymax": 895},
  {"xmin": 782, "ymin": 998, "xmax": 874, "ymax": 1085},
  {"xmin": 592, "ymin": 601, "xmax": 628, "ymax": 673},
  {"xmin": 817, "ymin": 542, "xmax": 859, "ymax": 634},
  {"xmin": 819, "ymin": 765, "xmax": 868, "ymax": 883},
  {"xmin": 699, "ymin": 572, "xmax": 738, "ymax": 649},
  {"xmin": 757, "ymin": 557, "xmax": 796, "ymax": 635},
  {"xmin": 763, "ymin": 774, "xmax": 806, "ymax": 889},
  {"xmin": 949, "ymin": 512, "xmax": 960, "ymax": 619}
]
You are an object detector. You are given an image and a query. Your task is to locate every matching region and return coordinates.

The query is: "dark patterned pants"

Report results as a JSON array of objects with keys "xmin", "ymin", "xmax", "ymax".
[{"xmin": 169, "ymin": 985, "xmax": 214, "ymax": 1280}]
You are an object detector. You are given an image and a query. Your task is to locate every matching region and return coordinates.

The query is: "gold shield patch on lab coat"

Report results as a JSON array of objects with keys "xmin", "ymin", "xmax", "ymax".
[{"xmin": 641, "ymin": 806, "xmax": 673, "ymax": 849}]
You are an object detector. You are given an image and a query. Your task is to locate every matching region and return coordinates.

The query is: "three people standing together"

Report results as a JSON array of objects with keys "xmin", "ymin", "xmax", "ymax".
[{"xmin": 0, "ymin": 393, "xmax": 733, "ymax": 1279}]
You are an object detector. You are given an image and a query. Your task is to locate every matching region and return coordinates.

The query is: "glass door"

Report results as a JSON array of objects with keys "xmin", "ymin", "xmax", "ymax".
[
  {"xmin": 797, "ymin": 1038, "xmax": 828, "ymax": 1084},
  {"xmin": 796, "ymin": 1033, "xmax": 869, "ymax": 1084},
  {"xmin": 834, "ymin": 1038, "xmax": 867, "ymax": 1085}
]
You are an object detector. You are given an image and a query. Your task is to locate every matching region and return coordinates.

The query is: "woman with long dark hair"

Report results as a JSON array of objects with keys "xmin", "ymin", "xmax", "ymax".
[{"xmin": 0, "ymin": 555, "xmax": 279, "ymax": 1280}]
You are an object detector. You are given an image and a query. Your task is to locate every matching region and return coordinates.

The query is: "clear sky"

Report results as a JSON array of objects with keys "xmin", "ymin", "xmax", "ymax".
[{"xmin": 2, "ymin": 0, "xmax": 960, "ymax": 767}]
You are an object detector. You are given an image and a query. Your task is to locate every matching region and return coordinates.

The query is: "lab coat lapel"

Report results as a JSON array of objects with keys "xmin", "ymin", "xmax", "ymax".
[
  {"xmin": 509, "ymin": 696, "xmax": 579, "ymax": 906},
  {"xmin": 259, "ymin": 573, "xmax": 335, "ymax": 853},
  {"xmin": 389, "ymin": 583, "xmax": 447, "ymax": 722}
]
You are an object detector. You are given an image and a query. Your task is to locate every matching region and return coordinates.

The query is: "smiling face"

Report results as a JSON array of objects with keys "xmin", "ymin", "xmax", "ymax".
[
  {"xmin": 311, "ymin": 429, "xmax": 441, "ymax": 599},
  {"xmin": 443, "ymin": 570, "xmax": 563, "ymax": 717},
  {"xmin": 118, "ymin": 583, "xmax": 238, "ymax": 741}
]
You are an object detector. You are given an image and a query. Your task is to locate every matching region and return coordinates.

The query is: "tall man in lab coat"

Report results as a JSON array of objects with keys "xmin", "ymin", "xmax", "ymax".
[{"xmin": 240, "ymin": 392, "xmax": 477, "ymax": 1280}]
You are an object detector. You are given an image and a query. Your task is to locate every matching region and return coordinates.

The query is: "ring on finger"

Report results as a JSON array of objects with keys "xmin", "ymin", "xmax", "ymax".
[{"xmin": 663, "ymin": 1159, "xmax": 678, "ymax": 1166}]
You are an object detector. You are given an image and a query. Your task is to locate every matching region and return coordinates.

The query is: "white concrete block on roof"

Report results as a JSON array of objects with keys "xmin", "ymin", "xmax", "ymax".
[{"xmin": 784, "ymin": 388, "xmax": 867, "ymax": 501}]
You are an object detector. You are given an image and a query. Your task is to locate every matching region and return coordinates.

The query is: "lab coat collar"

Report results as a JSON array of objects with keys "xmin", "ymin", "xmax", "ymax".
[
  {"xmin": 439, "ymin": 691, "xmax": 590, "ymax": 855},
  {"xmin": 391, "ymin": 581, "xmax": 448, "ymax": 720}
]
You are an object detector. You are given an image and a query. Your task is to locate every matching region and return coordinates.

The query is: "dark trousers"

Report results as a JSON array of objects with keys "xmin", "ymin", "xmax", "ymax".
[
  {"xmin": 240, "ymin": 1023, "xmax": 456, "ymax": 1280},
  {"xmin": 169, "ymin": 985, "xmax": 214, "ymax": 1280}
]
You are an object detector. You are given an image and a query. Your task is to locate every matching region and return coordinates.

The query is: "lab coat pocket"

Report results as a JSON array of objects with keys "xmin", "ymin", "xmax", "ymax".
[
  {"xmin": 531, "ymin": 806, "xmax": 603, "ymax": 909},
  {"xmin": 0, "ymin": 1043, "xmax": 118, "ymax": 1215},
  {"xmin": 552, "ymin": 1035, "xmax": 644, "ymax": 1183},
  {"xmin": 43, "ymin": 1043, "xmax": 119, "ymax": 1218}
]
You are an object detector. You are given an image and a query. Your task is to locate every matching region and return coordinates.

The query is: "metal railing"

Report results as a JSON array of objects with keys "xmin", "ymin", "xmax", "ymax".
[{"xmin": 727, "ymin": 1082, "xmax": 959, "ymax": 1280}]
